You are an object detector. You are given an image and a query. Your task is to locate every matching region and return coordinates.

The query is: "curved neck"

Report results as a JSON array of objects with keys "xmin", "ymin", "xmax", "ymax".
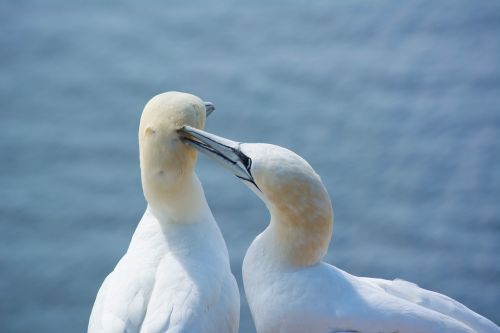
[
  {"xmin": 143, "ymin": 172, "xmax": 209, "ymax": 224},
  {"xmin": 267, "ymin": 202, "xmax": 333, "ymax": 267}
]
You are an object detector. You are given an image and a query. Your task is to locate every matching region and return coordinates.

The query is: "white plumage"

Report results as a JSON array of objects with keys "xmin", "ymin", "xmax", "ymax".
[
  {"xmin": 180, "ymin": 127, "xmax": 500, "ymax": 333},
  {"xmin": 88, "ymin": 92, "xmax": 239, "ymax": 333},
  {"xmin": 244, "ymin": 232, "xmax": 498, "ymax": 333}
]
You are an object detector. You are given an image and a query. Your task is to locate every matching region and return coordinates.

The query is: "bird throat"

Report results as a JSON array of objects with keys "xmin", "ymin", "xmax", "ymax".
[{"xmin": 269, "ymin": 205, "xmax": 333, "ymax": 267}]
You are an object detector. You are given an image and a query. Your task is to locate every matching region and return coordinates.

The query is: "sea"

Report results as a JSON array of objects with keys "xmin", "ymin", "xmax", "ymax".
[{"xmin": 1, "ymin": 0, "xmax": 499, "ymax": 331}]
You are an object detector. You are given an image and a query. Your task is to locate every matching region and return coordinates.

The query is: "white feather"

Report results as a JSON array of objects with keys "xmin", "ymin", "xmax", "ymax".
[
  {"xmin": 239, "ymin": 143, "xmax": 499, "ymax": 333},
  {"xmin": 88, "ymin": 92, "xmax": 239, "ymax": 333}
]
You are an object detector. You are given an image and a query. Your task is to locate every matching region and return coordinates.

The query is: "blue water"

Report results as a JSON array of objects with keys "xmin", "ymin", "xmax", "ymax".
[{"xmin": 1, "ymin": 0, "xmax": 499, "ymax": 331}]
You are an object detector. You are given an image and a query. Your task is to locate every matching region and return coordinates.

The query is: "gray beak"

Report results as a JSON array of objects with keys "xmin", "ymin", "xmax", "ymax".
[
  {"xmin": 178, "ymin": 126, "xmax": 259, "ymax": 190},
  {"xmin": 204, "ymin": 102, "xmax": 215, "ymax": 117}
]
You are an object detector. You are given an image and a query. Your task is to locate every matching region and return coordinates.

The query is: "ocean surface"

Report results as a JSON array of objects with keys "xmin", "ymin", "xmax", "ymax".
[{"xmin": 1, "ymin": 0, "xmax": 499, "ymax": 331}]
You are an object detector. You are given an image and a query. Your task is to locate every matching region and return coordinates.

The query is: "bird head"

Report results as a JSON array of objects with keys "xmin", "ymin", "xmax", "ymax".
[{"xmin": 139, "ymin": 92, "xmax": 214, "ymax": 205}]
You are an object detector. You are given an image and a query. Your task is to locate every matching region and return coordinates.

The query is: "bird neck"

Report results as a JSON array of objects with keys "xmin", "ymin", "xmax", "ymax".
[
  {"xmin": 267, "ymin": 202, "xmax": 333, "ymax": 267},
  {"xmin": 143, "ymin": 172, "xmax": 209, "ymax": 224}
]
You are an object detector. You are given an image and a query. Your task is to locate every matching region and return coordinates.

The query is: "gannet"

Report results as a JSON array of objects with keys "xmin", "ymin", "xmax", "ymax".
[
  {"xmin": 179, "ymin": 126, "xmax": 500, "ymax": 333},
  {"xmin": 88, "ymin": 92, "xmax": 239, "ymax": 333}
]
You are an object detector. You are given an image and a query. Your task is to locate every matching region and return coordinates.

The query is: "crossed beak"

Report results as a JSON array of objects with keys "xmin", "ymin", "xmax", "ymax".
[{"xmin": 178, "ymin": 126, "xmax": 259, "ymax": 190}]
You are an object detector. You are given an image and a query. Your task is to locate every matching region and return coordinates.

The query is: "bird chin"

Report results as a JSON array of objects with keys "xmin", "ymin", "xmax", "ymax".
[{"xmin": 242, "ymin": 179, "xmax": 266, "ymax": 203}]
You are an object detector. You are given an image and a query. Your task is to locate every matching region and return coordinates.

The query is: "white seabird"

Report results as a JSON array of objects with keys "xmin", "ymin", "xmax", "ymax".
[
  {"xmin": 180, "ymin": 126, "xmax": 499, "ymax": 333},
  {"xmin": 88, "ymin": 92, "xmax": 240, "ymax": 333}
]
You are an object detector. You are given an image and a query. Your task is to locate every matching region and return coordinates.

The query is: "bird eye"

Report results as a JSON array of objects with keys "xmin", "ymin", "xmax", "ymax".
[
  {"xmin": 238, "ymin": 152, "xmax": 252, "ymax": 171},
  {"xmin": 145, "ymin": 127, "xmax": 156, "ymax": 135}
]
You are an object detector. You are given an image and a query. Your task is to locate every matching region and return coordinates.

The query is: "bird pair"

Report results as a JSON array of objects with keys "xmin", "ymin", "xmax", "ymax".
[{"xmin": 89, "ymin": 92, "xmax": 499, "ymax": 333}]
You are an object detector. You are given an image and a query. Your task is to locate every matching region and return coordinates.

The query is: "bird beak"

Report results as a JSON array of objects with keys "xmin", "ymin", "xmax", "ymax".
[
  {"xmin": 204, "ymin": 102, "xmax": 215, "ymax": 117},
  {"xmin": 178, "ymin": 126, "xmax": 260, "ymax": 190}
]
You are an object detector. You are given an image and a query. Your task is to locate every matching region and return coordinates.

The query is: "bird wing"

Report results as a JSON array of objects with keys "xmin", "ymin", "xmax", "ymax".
[
  {"xmin": 360, "ymin": 277, "xmax": 500, "ymax": 333},
  {"xmin": 88, "ymin": 254, "xmax": 151, "ymax": 333},
  {"xmin": 88, "ymin": 273, "xmax": 111, "ymax": 332},
  {"xmin": 139, "ymin": 253, "xmax": 239, "ymax": 333},
  {"xmin": 299, "ymin": 264, "xmax": 492, "ymax": 333}
]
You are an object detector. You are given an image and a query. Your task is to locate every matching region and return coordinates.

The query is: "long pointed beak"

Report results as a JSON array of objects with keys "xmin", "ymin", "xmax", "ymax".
[
  {"xmin": 178, "ymin": 126, "xmax": 259, "ymax": 190},
  {"xmin": 204, "ymin": 102, "xmax": 215, "ymax": 117}
]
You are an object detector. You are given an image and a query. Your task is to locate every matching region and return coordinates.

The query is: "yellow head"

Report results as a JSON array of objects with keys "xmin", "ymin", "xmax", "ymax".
[
  {"xmin": 241, "ymin": 144, "xmax": 334, "ymax": 266},
  {"xmin": 139, "ymin": 92, "xmax": 207, "ymax": 207}
]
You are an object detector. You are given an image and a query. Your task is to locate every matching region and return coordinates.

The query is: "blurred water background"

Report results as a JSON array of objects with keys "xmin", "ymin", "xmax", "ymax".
[{"xmin": 1, "ymin": 0, "xmax": 499, "ymax": 331}]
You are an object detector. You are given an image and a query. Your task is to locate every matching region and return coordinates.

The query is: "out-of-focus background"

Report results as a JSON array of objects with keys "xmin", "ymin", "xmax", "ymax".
[{"xmin": 1, "ymin": 0, "xmax": 499, "ymax": 331}]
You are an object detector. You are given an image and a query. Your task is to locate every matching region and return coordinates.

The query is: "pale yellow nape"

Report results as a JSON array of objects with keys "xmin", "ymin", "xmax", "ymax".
[
  {"xmin": 138, "ymin": 91, "xmax": 206, "ymax": 214},
  {"xmin": 250, "ymin": 145, "xmax": 334, "ymax": 267}
]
